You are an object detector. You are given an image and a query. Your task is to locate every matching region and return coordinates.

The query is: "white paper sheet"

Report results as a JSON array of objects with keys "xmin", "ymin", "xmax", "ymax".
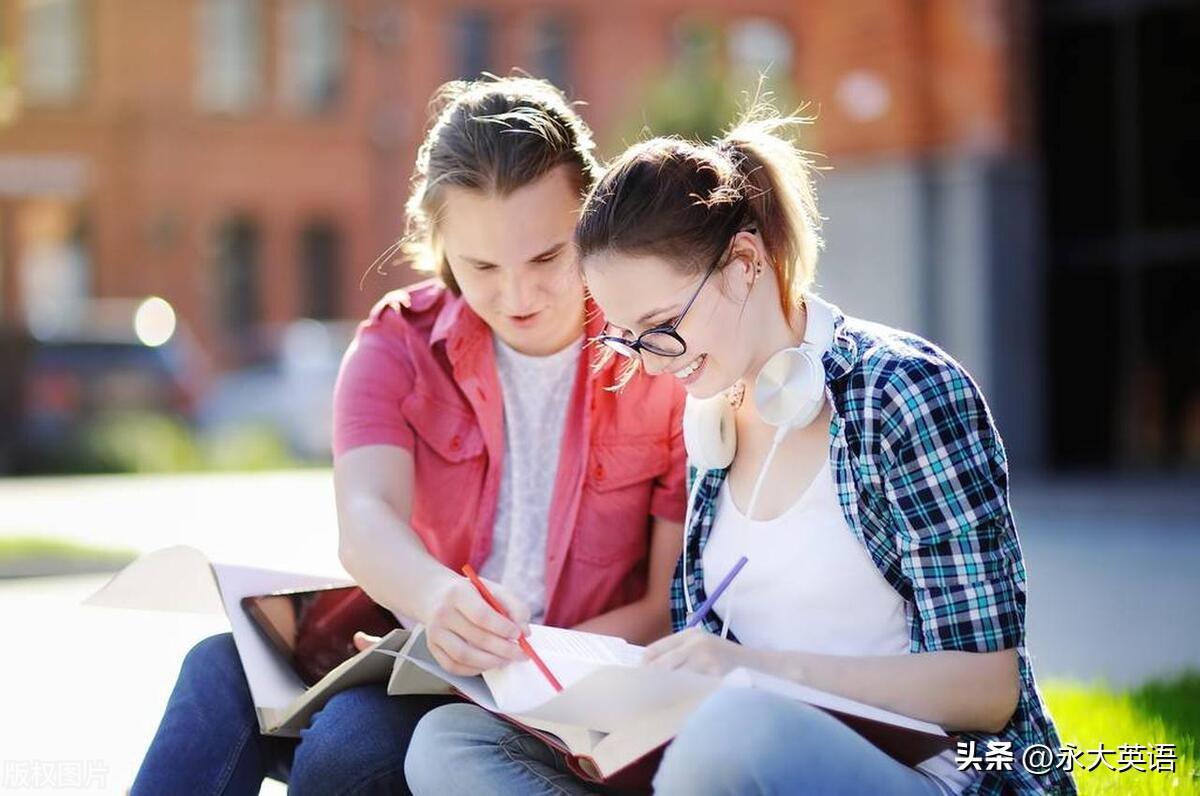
[
  {"xmin": 482, "ymin": 624, "xmax": 644, "ymax": 713},
  {"xmin": 83, "ymin": 545, "xmax": 353, "ymax": 715},
  {"xmin": 722, "ymin": 667, "xmax": 948, "ymax": 737},
  {"xmin": 82, "ymin": 545, "xmax": 225, "ymax": 614}
]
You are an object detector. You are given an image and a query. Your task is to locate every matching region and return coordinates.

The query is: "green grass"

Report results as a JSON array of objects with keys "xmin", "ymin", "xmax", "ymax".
[
  {"xmin": 1043, "ymin": 670, "xmax": 1200, "ymax": 794},
  {"xmin": 0, "ymin": 536, "xmax": 137, "ymax": 577}
]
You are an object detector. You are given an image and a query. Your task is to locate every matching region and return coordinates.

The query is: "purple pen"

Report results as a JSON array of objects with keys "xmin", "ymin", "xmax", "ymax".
[{"xmin": 685, "ymin": 555, "xmax": 749, "ymax": 629}]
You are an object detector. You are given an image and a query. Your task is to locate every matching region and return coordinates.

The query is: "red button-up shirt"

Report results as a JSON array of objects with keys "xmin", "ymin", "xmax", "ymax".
[{"xmin": 333, "ymin": 280, "xmax": 687, "ymax": 628}]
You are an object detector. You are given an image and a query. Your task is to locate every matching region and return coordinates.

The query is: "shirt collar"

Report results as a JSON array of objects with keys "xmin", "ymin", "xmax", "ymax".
[
  {"xmin": 808, "ymin": 294, "xmax": 860, "ymax": 383},
  {"xmin": 431, "ymin": 288, "xmax": 606, "ymax": 367}
]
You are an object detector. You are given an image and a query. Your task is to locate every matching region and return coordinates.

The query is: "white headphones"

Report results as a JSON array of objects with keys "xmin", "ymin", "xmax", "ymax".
[
  {"xmin": 681, "ymin": 295, "xmax": 836, "ymax": 470},
  {"xmin": 680, "ymin": 295, "xmax": 836, "ymax": 630}
]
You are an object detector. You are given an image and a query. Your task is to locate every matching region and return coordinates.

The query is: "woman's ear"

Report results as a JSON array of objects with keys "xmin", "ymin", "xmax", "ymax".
[{"xmin": 729, "ymin": 230, "xmax": 768, "ymax": 284}]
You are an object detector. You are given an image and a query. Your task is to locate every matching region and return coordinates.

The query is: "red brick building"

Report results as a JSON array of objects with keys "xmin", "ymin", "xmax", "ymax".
[
  {"xmin": 2, "ymin": 0, "xmax": 1197, "ymax": 471},
  {"xmin": 0, "ymin": 0, "xmax": 1022, "ymax": 359}
]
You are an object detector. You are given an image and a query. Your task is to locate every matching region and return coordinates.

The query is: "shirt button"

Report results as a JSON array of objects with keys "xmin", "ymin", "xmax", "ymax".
[
  {"xmin": 594, "ymin": 464, "xmax": 605, "ymax": 480},
  {"xmin": 450, "ymin": 435, "xmax": 461, "ymax": 451}
]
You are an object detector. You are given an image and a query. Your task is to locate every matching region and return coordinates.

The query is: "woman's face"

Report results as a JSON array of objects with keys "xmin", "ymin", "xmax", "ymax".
[
  {"xmin": 584, "ymin": 232, "xmax": 766, "ymax": 399},
  {"xmin": 440, "ymin": 165, "xmax": 585, "ymax": 356}
]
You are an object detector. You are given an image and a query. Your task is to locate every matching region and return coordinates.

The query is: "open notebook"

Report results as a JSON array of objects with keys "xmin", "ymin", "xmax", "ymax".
[
  {"xmin": 375, "ymin": 625, "xmax": 956, "ymax": 786},
  {"xmin": 81, "ymin": 545, "xmax": 441, "ymax": 736},
  {"xmin": 86, "ymin": 547, "xmax": 954, "ymax": 783}
]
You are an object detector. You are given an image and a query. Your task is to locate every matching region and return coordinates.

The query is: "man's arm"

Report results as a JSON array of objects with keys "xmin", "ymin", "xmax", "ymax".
[{"xmin": 334, "ymin": 444, "xmax": 529, "ymax": 675}]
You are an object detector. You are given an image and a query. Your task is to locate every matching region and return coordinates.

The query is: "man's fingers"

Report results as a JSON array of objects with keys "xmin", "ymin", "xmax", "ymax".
[
  {"xmin": 456, "ymin": 588, "xmax": 521, "ymax": 640},
  {"xmin": 352, "ymin": 631, "xmax": 381, "ymax": 652},
  {"xmin": 430, "ymin": 628, "xmax": 516, "ymax": 674},
  {"xmin": 486, "ymin": 581, "xmax": 532, "ymax": 633},
  {"xmin": 447, "ymin": 610, "xmax": 526, "ymax": 662}
]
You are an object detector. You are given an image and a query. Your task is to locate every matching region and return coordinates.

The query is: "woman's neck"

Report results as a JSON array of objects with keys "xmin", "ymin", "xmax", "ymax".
[{"xmin": 742, "ymin": 298, "xmax": 806, "ymax": 387}]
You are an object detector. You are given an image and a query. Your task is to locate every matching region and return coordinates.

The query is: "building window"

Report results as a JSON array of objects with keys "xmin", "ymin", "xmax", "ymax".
[
  {"xmin": 727, "ymin": 18, "xmax": 793, "ymax": 84},
  {"xmin": 280, "ymin": 0, "xmax": 344, "ymax": 113},
  {"xmin": 298, "ymin": 221, "xmax": 340, "ymax": 319},
  {"xmin": 531, "ymin": 15, "xmax": 569, "ymax": 90},
  {"xmin": 196, "ymin": 0, "xmax": 263, "ymax": 113},
  {"xmin": 21, "ymin": 0, "xmax": 84, "ymax": 105},
  {"xmin": 215, "ymin": 217, "xmax": 261, "ymax": 335},
  {"xmin": 457, "ymin": 10, "xmax": 493, "ymax": 80}
]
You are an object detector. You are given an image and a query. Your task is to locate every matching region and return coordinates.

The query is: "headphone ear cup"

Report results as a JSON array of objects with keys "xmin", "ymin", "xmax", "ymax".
[
  {"xmin": 682, "ymin": 394, "xmax": 736, "ymax": 470},
  {"xmin": 753, "ymin": 347, "xmax": 826, "ymax": 430}
]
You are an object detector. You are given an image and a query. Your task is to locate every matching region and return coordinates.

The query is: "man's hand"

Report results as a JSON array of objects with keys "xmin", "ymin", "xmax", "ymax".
[{"xmin": 418, "ymin": 576, "xmax": 531, "ymax": 676}]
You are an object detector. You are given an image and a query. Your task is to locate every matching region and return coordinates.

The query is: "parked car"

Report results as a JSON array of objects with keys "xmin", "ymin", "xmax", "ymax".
[
  {"xmin": 196, "ymin": 318, "xmax": 357, "ymax": 461},
  {"xmin": 0, "ymin": 299, "xmax": 207, "ymax": 473}
]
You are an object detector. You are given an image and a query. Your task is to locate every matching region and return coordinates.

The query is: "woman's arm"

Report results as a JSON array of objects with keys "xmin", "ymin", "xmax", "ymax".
[
  {"xmin": 571, "ymin": 517, "xmax": 682, "ymax": 644},
  {"xmin": 763, "ymin": 646, "xmax": 1020, "ymax": 733},
  {"xmin": 642, "ymin": 629, "xmax": 1020, "ymax": 733}
]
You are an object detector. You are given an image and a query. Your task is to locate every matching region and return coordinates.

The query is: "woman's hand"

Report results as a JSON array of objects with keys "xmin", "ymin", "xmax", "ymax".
[{"xmin": 642, "ymin": 627, "xmax": 767, "ymax": 676}]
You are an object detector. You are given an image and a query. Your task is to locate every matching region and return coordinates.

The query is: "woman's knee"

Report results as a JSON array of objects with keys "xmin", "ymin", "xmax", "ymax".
[
  {"xmin": 654, "ymin": 688, "xmax": 836, "ymax": 793},
  {"xmin": 404, "ymin": 703, "xmax": 498, "ymax": 794}
]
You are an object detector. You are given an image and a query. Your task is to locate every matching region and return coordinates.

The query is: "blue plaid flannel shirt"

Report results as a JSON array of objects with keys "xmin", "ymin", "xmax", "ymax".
[{"xmin": 669, "ymin": 303, "xmax": 1076, "ymax": 795}]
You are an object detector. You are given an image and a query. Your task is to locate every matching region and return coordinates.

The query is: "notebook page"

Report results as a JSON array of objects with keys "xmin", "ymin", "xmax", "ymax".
[
  {"xmin": 723, "ymin": 667, "xmax": 947, "ymax": 736},
  {"xmin": 483, "ymin": 625, "xmax": 643, "ymax": 713}
]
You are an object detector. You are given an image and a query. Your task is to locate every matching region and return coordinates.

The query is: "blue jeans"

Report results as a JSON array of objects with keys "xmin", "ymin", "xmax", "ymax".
[
  {"xmin": 407, "ymin": 688, "xmax": 953, "ymax": 795},
  {"xmin": 405, "ymin": 703, "xmax": 602, "ymax": 796},
  {"xmin": 131, "ymin": 633, "xmax": 457, "ymax": 796}
]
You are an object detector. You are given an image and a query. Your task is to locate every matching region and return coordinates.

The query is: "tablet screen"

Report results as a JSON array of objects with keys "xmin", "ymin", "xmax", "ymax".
[{"xmin": 241, "ymin": 585, "xmax": 401, "ymax": 686}]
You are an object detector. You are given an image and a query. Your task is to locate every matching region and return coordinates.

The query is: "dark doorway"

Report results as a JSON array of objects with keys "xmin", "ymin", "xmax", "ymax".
[{"xmin": 1038, "ymin": 0, "xmax": 1200, "ymax": 471}]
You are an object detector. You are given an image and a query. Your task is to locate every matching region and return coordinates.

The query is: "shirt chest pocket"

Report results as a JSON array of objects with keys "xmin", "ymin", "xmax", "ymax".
[
  {"xmin": 401, "ymin": 390, "xmax": 486, "ymax": 533},
  {"xmin": 575, "ymin": 434, "xmax": 670, "ymax": 565}
]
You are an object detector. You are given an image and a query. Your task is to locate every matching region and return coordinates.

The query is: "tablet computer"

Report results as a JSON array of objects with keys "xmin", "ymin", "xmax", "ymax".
[{"xmin": 241, "ymin": 584, "xmax": 401, "ymax": 686}]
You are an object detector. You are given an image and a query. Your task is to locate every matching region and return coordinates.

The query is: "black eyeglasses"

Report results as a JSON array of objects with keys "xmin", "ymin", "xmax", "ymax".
[{"xmin": 598, "ymin": 215, "xmax": 754, "ymax": 361}]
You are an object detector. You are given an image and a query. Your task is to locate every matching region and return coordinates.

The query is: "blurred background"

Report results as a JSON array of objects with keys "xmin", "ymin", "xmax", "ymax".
[
  {"xmin": 0, "ymin": 0, "xmax": 1197, "ymax": 476},
  {"xmin": 0, "ymin": 1, "xmax": 1197, "ymax": 793}
]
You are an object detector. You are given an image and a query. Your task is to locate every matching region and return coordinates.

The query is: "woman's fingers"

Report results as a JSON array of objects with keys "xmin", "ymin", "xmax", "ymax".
[
  {"xmin": 644, "ymin": 628, "xmax": 724, "ymax": 671},
  {"xmin": 642, "ymin": 627, "xmax": 701, "ymax": 664}
]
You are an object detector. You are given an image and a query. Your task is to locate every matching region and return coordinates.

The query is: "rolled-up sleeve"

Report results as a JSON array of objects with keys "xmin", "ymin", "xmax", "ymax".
[
  {"xmin": 331, "ymin": 311, "xmax": 416, "ymax": 458},
  {"xmin": 879, "ymin": 357, "xmax": 1025, "ymax": 653}
]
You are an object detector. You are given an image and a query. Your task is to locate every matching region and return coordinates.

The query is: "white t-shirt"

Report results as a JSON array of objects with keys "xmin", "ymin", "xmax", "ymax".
[
  {"xmin": 702, "ymin": 448, "xmax": 976, "ymax": 795},
  {"xmin": 478, "ymin": 334, "xmax": 582, "ymax": 623}
]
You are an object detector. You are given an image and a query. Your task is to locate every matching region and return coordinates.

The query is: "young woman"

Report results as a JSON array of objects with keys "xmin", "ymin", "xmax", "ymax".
[
  {"xmin": 131, "ymin": 76, "xmax": 686, "ymax": 796},
  {"xmin": 406, "ymin": 103, "xmax": 1074, "ymax": 795}
]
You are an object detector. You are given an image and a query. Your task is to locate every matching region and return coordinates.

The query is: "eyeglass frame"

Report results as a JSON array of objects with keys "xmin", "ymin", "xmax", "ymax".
[{"xmin": 596, "ymin": 211, "xmax": 755, "ymax": 360}]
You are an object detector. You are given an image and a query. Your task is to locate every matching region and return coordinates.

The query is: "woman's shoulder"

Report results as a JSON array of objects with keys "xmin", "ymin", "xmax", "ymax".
[{"xmin": 836, "ymin": 314, "xmax": 992, "ymax": 423}]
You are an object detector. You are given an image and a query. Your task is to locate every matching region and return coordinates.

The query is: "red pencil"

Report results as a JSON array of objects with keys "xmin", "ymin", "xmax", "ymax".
[{"xmin": 461, "ymin": 564, "xmax": 564, "ymax": 692}]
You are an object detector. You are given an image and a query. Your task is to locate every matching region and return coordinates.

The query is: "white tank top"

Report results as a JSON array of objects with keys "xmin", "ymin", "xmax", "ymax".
[{"xmin": 702, "ymin": 452, "xmax": 975, "ymax": 794}]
